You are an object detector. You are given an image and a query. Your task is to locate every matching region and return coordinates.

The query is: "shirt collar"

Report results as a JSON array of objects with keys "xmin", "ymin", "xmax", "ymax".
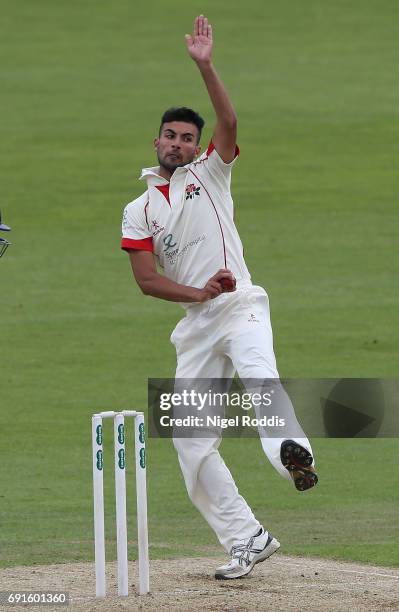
[{"xmin": 139, "ymin": 164, "xmax": 190, "ymax": 185}]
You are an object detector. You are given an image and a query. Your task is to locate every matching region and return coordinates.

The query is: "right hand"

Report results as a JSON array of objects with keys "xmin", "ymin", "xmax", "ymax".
[
  {"xmin": 185, "ymin": 15, "xmax": 213, "ymax": 66},
  {"xmin": 196, "ymin": 269, "xmax": 235, "ymax": 302}
]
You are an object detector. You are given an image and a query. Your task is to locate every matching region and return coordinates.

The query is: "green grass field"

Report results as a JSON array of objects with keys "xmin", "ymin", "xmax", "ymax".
[{"xmin": 1, "ymin": 0, "xmax": 398, "ymax": 570}]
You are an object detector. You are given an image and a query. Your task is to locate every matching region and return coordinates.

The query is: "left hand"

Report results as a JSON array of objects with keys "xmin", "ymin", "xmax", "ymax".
[{"xmin": 185, "ymin": 15, "xmax": 213, "ymax": 64}]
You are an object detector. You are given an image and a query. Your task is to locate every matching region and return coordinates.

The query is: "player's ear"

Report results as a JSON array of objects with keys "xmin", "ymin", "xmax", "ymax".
[
  {"xmin": 195, "ymin": 144, "xmax": 201, "ymax": 156},
  {"xmin": 154, "ymin": 137, "xmax": 160, "ymax": 149}
]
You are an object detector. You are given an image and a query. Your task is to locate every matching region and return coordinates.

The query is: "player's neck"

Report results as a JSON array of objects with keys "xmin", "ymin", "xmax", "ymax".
[{"xmin": 158, "ymin": 166, "xmax": 172, "ymax": 181}]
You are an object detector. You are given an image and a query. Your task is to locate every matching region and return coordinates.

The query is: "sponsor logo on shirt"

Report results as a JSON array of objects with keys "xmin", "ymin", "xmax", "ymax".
[
  {"xmin": 248, "ymin": 313, "xmax": 260, "ymax": 323},
  {"xmin": 163, "ymin": 234, "xmax": 206, "ymax": 265},
  {"xmin": 163, "ymin": 233, "xmax": 177, "ymax": 252},
  {"xmin": 152, "ymin": 219, "xmax": 165, "ymax": 237},
  {"xmin": 185, "ymin": 183, "xmax": 201, "ymax": 200}
]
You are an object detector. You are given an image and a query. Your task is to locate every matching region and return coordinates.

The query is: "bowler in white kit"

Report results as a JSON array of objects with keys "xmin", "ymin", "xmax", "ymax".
[{"xmin": 122, "ymin": 15, "xmax": 318, "ymax": 579}]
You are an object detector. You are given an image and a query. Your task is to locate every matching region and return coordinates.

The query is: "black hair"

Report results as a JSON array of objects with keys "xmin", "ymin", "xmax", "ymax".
[{"xmin": 159, "ymin": 107, "xmax": 205, "ymax": 142}]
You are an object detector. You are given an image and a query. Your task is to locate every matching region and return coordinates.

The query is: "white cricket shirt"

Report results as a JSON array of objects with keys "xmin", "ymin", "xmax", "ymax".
[{"xmin": 121, "ymin": 142, "xmax": 251, "ymax": 303}]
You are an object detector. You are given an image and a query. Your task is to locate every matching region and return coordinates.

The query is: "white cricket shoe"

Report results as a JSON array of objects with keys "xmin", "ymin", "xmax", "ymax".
[{"xmin": 215, "ymin": 527, "xmax": 280, "ymax": 580}]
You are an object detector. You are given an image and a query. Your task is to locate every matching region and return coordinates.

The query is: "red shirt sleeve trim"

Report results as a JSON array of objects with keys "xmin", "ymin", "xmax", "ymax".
[
  {"xmin": 206, "ymin": 140, "xmax": 240, "ymax": 158},
  {"xmin": 121, "ymin": 237, "xmax": 153, "ymax": 252},
  {"xmin": 207, "ymin": 141, "xmax": 215, "ymax": 155}
]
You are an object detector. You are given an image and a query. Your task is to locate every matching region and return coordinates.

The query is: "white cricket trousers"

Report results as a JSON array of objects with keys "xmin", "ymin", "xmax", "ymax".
[{"xmin": 170, "ymin": 282, "xmax": 314, "ymax": 552}]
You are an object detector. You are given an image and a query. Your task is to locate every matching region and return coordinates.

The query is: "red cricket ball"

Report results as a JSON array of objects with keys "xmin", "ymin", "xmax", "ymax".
[{"xmin": 220, "ymin": 277, "xmax": 236, "ymax": 292}]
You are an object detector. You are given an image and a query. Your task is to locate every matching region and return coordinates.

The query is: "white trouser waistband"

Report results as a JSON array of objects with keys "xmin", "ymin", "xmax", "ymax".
[{"xmin": 185, "ymin": 278, "xmax": 253, "ymax": 315}]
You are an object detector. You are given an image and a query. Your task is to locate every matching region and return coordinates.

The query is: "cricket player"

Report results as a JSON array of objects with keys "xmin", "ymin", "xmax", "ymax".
[{"xmin": 122, "ymin": 15, "xmax": 318, "ymax": 579}]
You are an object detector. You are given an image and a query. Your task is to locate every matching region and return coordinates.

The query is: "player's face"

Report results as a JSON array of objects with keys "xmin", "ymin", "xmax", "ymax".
[{"xmin": 155, "ymin": 122, "xmax": 201, "ymax": 174}]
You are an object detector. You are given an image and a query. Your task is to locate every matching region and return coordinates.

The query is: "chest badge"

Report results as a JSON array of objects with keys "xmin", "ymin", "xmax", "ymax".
[{"xmin": 185, "ymin": 183, "xmax": 201, "ymax": 200}]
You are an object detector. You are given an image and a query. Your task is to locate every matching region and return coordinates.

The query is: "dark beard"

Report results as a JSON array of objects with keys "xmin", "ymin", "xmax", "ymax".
[{"xmin": 157, "ymin": 152, "xmax": 194, "ymax": 175}]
